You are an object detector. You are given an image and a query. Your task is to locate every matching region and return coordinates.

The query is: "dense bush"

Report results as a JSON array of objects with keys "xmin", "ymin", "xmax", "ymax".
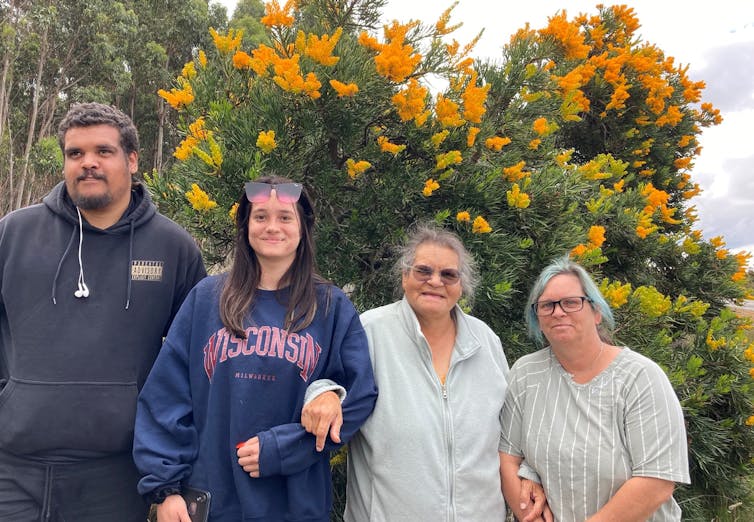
[{"xmin": 148, "ymin": 1, "xmax": 754, "ymax": 518}]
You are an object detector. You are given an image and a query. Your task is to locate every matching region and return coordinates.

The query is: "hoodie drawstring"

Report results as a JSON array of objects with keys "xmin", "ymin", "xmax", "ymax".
[
  {"xmin": 125, "ymin": 219, "xmax": 135, "ymax": 310},
  {"xmin": 51, "ymin": 227, "xmax": 78, "ymax": 305}
]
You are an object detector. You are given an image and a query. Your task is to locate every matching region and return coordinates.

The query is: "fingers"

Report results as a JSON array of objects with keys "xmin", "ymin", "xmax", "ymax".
[
  {"xmin": 314, "ymin": 415, "xmax": 330, "ymax": 452},
  {"xmin": 300, "ymin": 391, "xmax": 343, "ymax": 451},
  {"xmin": 521, "ymin": 479, "xmax": 545, "ymax": 522},
  {"xmin": 236, "ymin": 437, "xmax": 261, "ymax": 477},
  {"xmin": 531, "ymin": 481, "xmax": 546, "ymax": 513},
  {"xmin": 519, "ymin": 478, "xmax": 533, "ymax": 512},
  {"xmin": 155, "ymin": 495, "xmax": 191, "ymax": 522},
  {"xmin": 329, "ymin": 410, "xmax": 343, "ymax": 445}
]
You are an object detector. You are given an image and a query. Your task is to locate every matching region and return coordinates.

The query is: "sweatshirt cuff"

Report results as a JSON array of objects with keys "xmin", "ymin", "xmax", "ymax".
[
  {"xmin": 145, "ymin": 485, "xmax": 182, "ymax": 505},
  {"xmin": 257, "ymin": 430, "xmax": 282, "ymax": 477},
  {"xmin": 304, "ymin": 379, "xmax": 347, "ymax": 405}
]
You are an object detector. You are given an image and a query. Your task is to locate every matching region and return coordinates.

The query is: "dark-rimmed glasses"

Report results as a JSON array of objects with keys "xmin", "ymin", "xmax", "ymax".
[
  {"xmin": 244, "ymin": 181, "xmax": 302, "ymax": 204},
  {"xmin": 410, "ymin": 264, "xmax": 461, "ymax": 286},
  {"xmin": 532, "ymin": 296, "xmax": 592, "ymax": 316}
]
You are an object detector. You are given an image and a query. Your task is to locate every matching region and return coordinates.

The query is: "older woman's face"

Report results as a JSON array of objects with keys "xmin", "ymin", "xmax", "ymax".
[
  {"xmin": 402, "ymin": 243, "xmax": 462, "ymax": 322},
  {"xmin": 536, "ymin": 273, "xmax": 602, "ymax": 346}
]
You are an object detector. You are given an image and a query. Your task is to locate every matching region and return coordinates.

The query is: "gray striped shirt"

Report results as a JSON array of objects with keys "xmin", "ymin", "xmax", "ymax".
[{"xmin": 500, "ymin": 347, "xmax": 690, "ymax": 521}]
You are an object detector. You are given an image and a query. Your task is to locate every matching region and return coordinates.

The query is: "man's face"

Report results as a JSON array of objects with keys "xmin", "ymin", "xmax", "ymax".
[{"xmin": 63, "ymin": 124, "xmax": 138, "ymax": 212}]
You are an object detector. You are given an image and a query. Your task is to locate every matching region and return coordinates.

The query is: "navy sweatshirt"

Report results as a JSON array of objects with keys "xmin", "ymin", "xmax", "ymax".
[
  {"xmin": 0, "ymin": 182, "xmax": 206, "ymax": 460},
  {"xmin": 133, "ymin": 275, "xmax": 377, "ymax": 522}
]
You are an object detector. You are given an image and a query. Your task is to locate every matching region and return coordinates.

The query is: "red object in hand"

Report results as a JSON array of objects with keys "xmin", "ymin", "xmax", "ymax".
[{"xmin": 236, "ymin": 441, "xmax": 245, "ymax": 449}]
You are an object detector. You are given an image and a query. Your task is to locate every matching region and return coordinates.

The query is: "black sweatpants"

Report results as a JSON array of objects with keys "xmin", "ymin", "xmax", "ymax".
[{"xmin": 0, "ymin": 449, "xmax": 148, "ymax": 522}]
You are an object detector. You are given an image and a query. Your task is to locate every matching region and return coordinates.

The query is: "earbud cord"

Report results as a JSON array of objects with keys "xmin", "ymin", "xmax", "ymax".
[{"xmin": 76, "ymin": 207, "xmax": 88, "ymax": 296}]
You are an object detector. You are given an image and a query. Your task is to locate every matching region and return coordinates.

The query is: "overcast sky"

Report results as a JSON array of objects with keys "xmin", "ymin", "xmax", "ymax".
[{"xmin": 218, "ymin": 0, "xmax": 754, "ymax": 259}]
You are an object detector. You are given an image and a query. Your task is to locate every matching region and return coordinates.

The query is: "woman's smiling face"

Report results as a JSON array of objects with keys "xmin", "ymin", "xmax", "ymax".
[{"xmin": 402, "ymin": 243, "xmax": 463, "ymax": 322}]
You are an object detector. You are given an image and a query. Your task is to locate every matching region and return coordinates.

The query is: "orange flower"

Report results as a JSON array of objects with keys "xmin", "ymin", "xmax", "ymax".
[
  {"xmin": 329, "ymin": 79, "xmax": 359, "ymax": 97},
  {"xmin": 539, "ymin": 12, "xmax": 590, "ymax": 60},
  {"xmin": 232, "ymin": 51, "xmax": 253, "ymax": 70},
  {"xmin": 346, "ymin": 159, "xmax": 371, "ymax": 179},
  {"xmin": 466, "ymin": 127, "xmax": 481, "ymax": 147},
  {"xmin": 503, "ymin": 161, "xmax": 527, "ymax": 182},
  {"xmin": 249, "ymin": 45, "xmax": 279, "ymax": 77},
  {"xmin": 588, "ymin": 225, "xmax": 606, "ymax": 247},
  {"xmin": 456, "ymin": 211, "xmax": 471, "ymax": 222},
  {"xmin": 210, "ymin": 28, "xmax": 243, "ymax": 54},
  {"xmin": 392, "ymin": 79, "xmax": 428, "ymax": 122},
  {"xmin": 435, "ymin": 94, "xmax": 465, "ymax": 127},
  {"xmin": 261, "ymin": 0, "xmax": 295, "ymax": 28},
  {"xmin": 571, "ymin": 244, "xmax": 588, "ymax": 257},
  {"xmin": 300, "ymin": 28, "xmax": 343, "ymax": 66},
  {"xmin": 423, "ymin": 178, "xmax": 440, "ymax": 196},
  {"xmin": 158, "ymin": 81, "xmax": 194, "ymax": 110},
  {"xmin": 361, "ymin": 21, "xmax": 422, "ymax": 82},
  {"xmin": 472, "ymin": 216, "xmax": 492, "ymax": 234},
  {"xmin": 485, "ymin": 136, "xmax": 511, "ymax": 152},
  {"xmin": 532, "ymin": 117, "xmax": 549, "ymax": 135},
  {"xmin": 461, "ymin": 73, "xmax": 490, "ymax": 123},
  {"xmin": 378, "ymin": 136, "xmax": 406, "ymax": 156}
]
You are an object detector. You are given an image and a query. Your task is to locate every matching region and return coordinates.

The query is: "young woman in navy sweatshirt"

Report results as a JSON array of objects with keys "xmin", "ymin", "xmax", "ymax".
[{"xmin": 133, "ymin": 176, "xmax": 377, "ymax": 522}]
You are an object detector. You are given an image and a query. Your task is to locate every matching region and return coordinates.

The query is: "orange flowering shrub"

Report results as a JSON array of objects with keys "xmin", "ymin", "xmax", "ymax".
[{"xmin": 149, "ymin": 4, "xmax": 753, "ymax": 516}]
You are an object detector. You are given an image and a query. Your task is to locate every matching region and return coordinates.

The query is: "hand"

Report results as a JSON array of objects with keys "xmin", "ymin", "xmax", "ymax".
[
  {"xmin": 156, "ymin": 494, "xmax": 191, "ymax": 522},
  {"xmin": 519, "ymin": 479, "xmax": 553, "ymax": 522},
  {"xmin": 301, "ymin": 390, "xmax": 343, "ymax": 451},
  {"xmin": 237, "ymin": 436, "xmax": 261, "ymax": 477}
]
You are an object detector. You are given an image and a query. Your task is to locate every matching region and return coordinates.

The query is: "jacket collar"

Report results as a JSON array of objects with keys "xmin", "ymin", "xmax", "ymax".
[{"xmin": 397, "ymin": 296, "xmax": 482, "ymax": 360}]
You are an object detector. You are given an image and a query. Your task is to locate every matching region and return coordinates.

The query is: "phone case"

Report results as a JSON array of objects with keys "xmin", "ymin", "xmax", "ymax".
[{"xmin": 181, "ymin": 486, "xmax": 211, "ymax": 522}]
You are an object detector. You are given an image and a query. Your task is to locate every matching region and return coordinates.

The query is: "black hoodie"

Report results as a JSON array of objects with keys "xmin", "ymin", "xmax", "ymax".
[{"xmin": 0, "ymin": 181, "xmax": 206, "ymax": 461}]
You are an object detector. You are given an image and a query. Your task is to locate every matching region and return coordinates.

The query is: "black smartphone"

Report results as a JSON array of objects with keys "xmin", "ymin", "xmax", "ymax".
[{"xmin": 181, "ymin": 486, "xmax": 211, "ymax": 522}]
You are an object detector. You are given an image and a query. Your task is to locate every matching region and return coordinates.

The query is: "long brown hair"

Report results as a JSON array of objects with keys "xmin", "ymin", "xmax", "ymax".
[{"xmin": 219, "ymin": 175, "xmax": 326, "ymax": 337}]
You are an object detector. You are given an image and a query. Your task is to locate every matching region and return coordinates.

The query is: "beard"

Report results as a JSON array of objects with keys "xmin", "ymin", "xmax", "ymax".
[
  {"xmin": 72, "ymin": 192, "xmax": 113, "ymax": 210},
  {"xmin": 70, "ymin": 170, "xmax": 112, "ymax": 210}
]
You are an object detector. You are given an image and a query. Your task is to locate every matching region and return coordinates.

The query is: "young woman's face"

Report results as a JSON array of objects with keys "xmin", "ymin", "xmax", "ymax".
[{"xmin": 247, "ymin": 190, "xmax": 302, "ymax": 268}]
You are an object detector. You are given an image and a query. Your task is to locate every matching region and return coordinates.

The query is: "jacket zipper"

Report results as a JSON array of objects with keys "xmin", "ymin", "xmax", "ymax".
[{"xmin": 441, "ymin": 377, "xmax": 455, "ymax": 521}]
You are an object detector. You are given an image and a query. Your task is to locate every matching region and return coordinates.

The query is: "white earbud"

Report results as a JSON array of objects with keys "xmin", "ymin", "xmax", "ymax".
[{"xmin": 74, "ymin": 283, "xmax": 90, "ymax": 298}]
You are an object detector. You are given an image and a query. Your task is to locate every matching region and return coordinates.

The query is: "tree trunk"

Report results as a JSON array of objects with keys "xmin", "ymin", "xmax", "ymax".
[
  {"xmin": 37, "ymin": 94, "xmax": 59, "ymax": 143},
  {"xmin": 0, "ymin": 47, "xmax": 11, "ymax": 140},
  {"xmin": 154, "ymin": 97, "xmax": 166, "ymax": 174},
  {"xmin": 14, "ymin": 23, "xmax": 49, "ymax": 210}
]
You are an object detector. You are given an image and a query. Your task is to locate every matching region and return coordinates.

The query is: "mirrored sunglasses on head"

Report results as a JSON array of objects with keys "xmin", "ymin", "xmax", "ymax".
[{"xmin": 244, "ymin": 181, "xmax": 302, "ymax": 204}]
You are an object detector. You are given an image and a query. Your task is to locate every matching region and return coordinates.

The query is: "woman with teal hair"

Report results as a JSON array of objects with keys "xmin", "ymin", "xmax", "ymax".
[{"xmin": 500, "ymin": 256, "xmax": 690, "ymax": 521}]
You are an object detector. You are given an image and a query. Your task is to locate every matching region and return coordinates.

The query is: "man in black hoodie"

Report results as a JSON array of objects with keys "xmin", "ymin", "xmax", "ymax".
[{"xmin": 0, "ymin": 103, "xmax": 207, "ymax": 521}]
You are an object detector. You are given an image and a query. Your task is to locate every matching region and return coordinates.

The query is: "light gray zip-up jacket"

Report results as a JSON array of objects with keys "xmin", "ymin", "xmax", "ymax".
[{"xmin": 345, "ymin": 298, "xmax": 510, "ymax": 521}]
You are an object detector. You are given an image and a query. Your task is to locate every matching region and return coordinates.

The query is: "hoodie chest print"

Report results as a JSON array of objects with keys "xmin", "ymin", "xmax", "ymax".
[{"xmin": 131, "ymin": 260, "xmax": 164, "ymax": 281}]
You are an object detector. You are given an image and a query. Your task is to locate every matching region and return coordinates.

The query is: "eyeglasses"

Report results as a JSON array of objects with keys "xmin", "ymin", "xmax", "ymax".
[
  {"xmin": 410, "ymin": 264, "xmax": 461, "ymax": 286},
  {"xmin": 532, "ymin": 296, "xmax": 592, "ymax": 316},
  {"xmin": 244, "ymin": 181, "xmax": 302, "ymax": 204}
]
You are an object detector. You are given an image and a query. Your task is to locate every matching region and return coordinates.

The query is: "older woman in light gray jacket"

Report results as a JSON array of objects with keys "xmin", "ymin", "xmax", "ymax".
[{"xmin": 303, "ymin": 223, "xmax": 550, "ymax": 522}]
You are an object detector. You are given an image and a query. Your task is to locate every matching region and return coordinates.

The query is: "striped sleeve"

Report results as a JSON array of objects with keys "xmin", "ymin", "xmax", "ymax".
[{"xmin": 623, "ymin": 357, "xmax": 691, "ymax": 484}]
